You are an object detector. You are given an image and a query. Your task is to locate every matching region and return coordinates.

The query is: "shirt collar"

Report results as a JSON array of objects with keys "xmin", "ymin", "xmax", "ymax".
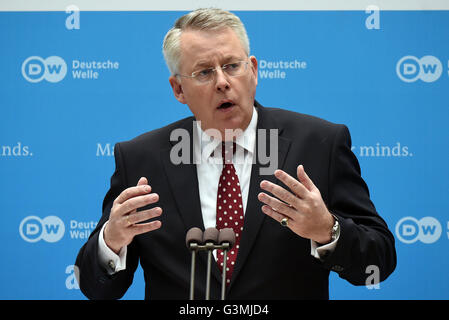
[{"xmin": 194, "ymin": 106, "xmax": 258, "ymax": 161}]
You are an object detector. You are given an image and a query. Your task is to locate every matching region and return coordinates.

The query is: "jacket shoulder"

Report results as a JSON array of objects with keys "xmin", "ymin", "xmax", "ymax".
[{"xmin": 261, "ymin": 106, "xmax": 344, "ymax": 134}]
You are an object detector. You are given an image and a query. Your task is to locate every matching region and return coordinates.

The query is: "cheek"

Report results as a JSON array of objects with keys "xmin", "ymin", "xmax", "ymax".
[
  {"xmin": 184, "ymin": 91, "xmax": 212, "ymax": 120},
  {"xmin": 239, "ymin": 78, "xmax": 257, "ymax": 103},
  {"xmin": 242, "ymin": 71, "xmax": 257, "ymax": 90},
  {"xmin": 184, "ymin": 85, "xmax": 210, "ymax": 102},
  {"xmin": 250, "ymin": 72, "xmax": 258, "ymax": 92}
]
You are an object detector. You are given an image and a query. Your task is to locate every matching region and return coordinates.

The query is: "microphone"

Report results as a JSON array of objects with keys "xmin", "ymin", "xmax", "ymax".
[
  {"xmin": 185, "ymin": 227, "xmax": 235, "ymax": 300},
  {"xmin": 203, "ymin": 227, "xmax": 219, "ymax": 300},
  {"xmin": 218, "ymin": 228, "xmax": 235, "ymax": 300},
  {"xmin": 186, "ymin": 227, "xmax": 203, "ymax": 300}
]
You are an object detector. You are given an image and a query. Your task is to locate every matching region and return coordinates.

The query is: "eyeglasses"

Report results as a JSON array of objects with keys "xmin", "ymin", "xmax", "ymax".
[{"xmin": 176, "ymin": 60, "xmax": 249, "ymax": 84}]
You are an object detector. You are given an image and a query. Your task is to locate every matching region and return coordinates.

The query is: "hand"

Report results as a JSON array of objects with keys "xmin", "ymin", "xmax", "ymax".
[
  {"xmin": 104, "ymin": 177, "xmax": 162, "ymax": 254},
  {"xmin": 258, "ymin": 165, "xmax": 334, "ymax": 244}
]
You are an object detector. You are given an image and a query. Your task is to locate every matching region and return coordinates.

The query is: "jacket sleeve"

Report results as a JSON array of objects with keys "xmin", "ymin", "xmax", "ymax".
[
  {"xmin": 75, "ymin": 143, "xmax": 140, "ymax": 299},
  {"xmin": 321, "ymin": 125, "xmax": 397, "ymax": 285}
]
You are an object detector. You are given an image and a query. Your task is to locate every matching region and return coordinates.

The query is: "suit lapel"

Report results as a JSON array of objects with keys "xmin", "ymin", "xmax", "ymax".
[
  {"xmin": 161, "ymin": 118, "xmax": 204, "ymax": 231},
  {"xmin": 160, "ymin": 118, "xmax": 223, "ymax": 284},
  {"xmin": 229, "ymin": 102, "xmax": 292, "ymax": 290}
]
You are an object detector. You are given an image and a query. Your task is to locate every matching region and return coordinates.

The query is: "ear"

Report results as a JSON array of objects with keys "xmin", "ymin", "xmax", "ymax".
[
  {"xmin": 169, "ymin": 75, "xmax": 187, "ymax": 104},
  {"xmin": 249, "ymin": 56, "xmax": 258, "ymax": 86}
]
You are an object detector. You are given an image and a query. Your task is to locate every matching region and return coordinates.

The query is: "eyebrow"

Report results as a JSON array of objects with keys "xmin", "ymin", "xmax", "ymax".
[
  {"xmin": 193, "ymin": 61, "xmax": 212, "ymax": 69},
  {"xmin": 192, "ymin": 56, "xmax": 239, "ymax": 70}
]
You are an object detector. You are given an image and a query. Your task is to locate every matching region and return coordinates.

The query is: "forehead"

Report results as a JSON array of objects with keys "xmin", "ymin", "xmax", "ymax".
[{"xmin": 179, "ymin": 27, "xmax": 246, "ymax": 69}]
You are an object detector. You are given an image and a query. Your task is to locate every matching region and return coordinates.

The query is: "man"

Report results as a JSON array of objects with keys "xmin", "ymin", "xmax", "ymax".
[{"xmin": 75, "ymin": 8, "xmax": 396, "ymax": 300}]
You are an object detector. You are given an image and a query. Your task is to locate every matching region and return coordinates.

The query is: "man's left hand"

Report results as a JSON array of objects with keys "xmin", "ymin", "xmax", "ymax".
[{"xmin": 258, "ymin": 165, "xmax": 334, "ymax": 244}]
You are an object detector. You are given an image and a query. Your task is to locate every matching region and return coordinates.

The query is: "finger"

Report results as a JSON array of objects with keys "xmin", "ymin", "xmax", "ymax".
[
  {"xmin": 137, "ymin": 177, "xmax": 148, "ymax": 186},
  {"xmin": 114, "ymin": 184, "xmax": 152, "ymax": 206},
  {"xmin": 120, "ymin": 193, "xmax": 159, "ymax": 215},
  {"xmin": 126, "ymin": 207, "xmax": 163, "ymax": 225},
  {"xmin": 260, "ymin": 179, "xmax": 301, "ymax": 208},
  {"xmin": 131, "ymin": 220, "xmax": 162, "ymax": 236},
  {"xmin": 273, "ymin": 169, "xmax": 308, "ymax": 199},
  {"xmin": 297, "ymin": 165, "xmax": 315, "ymax": 192},
  {"xmin": 258, "ymin": 192, "xmax": 296, "ymax": 219},
  {"xmin": 261, "ymin": 205, "xmax": 289, "ymax": 225}
]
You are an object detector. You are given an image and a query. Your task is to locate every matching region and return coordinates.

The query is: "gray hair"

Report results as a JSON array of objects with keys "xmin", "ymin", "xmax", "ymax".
[{"xmin": 162, "ymin": 8, "xmax": 250, "ymax": 75}]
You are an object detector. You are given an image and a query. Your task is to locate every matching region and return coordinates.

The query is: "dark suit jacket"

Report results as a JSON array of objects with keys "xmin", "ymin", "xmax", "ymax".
[{"xmin": 75, "ymin": 101, "xmax": 396, "ymax": 300}]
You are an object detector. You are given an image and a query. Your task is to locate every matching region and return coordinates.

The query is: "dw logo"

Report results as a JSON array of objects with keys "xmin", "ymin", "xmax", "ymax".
[
  {"xmin": 21, "ymin": 56, "xmax": 67, "ymax": 83},
  {"xmin": 395, "ymin": 216, "xmax": 442, "ymax": 244},
  {"xmin": 396, "ymin": 55, "xmax": 442, "ymax": 83},
  {"xmin": 19, "ymin": 216, "xmax": 65, "ymax": 243}
]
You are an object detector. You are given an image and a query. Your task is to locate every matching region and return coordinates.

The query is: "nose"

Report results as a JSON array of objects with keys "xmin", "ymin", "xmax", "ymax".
[{"xmin": 215, "ymin": 68, "xmax": 230, "ymax": 92}]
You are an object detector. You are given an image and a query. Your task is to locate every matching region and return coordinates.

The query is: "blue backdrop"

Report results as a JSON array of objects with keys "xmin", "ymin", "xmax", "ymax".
[{"xmin": 1, "ymin": 10, "xmax": 448, "ymax": 299}]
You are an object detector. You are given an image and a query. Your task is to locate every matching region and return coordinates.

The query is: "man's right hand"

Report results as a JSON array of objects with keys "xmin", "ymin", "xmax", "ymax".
[{"xmin": 104, "ymin": 177, "xmax": 162, "ymax": 254}]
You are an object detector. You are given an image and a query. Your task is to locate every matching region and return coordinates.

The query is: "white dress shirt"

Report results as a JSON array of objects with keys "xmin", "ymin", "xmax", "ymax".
[{"xmin": 98, "ymin": 107, "xmax": 338, "ymax": 274}]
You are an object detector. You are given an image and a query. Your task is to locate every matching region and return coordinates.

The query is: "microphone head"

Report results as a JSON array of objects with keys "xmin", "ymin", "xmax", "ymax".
[
  {"xmin": 218, "ymin": 228, "xmax": 236, "ymax": 249},
  {"xmin": 185, "ymin": 227, "xmax": 203, "ymax": 248},
  {"xmin": 203, "ymin": 227, "xmax": 219, "ymax": 244}
]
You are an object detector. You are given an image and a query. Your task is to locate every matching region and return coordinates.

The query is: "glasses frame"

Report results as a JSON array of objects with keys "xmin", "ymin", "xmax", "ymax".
[{"xmin": 176, "ymin": 60, "xmax": 250, "ymax": 84}]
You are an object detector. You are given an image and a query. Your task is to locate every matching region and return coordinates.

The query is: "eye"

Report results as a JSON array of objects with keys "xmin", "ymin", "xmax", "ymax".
[
  {"xmin": 224, "ymin": 62, "xmax": 240, "ymax": 70},
  {"xmin": 197, "ymin": 68, "xmax": 213, "ymax": 77}
]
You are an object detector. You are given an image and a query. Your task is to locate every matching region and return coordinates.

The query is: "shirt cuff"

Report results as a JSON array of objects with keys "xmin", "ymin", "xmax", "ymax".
[
  {"xmin": 310, "ymin": 234, "xmax": 339, "ymax": 261},
  {"xmin": 98, "ymin": 221, "xmax": 127, "ymax": 275}
]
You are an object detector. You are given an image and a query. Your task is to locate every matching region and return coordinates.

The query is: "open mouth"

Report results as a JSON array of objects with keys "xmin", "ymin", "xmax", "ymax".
[{"xmin": 217, "ymin": 101, "xmax": 235, "ymax": 110}]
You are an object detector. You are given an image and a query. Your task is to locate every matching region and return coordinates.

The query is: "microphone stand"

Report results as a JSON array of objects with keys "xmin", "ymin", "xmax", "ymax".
[
  {"xmin": 220, "ymin": 242, "xmax": 230, "ymax": 300},
  {"xmin": 187, "ymin": 242, "xmax": 231, "ymax": 300},
  {"xmin": 186, "ymin": 227, "xmax": 235, "ymax": 300},
  {"xmin": 188, "ymin": 243, "xmax": 198, "ymax": 300},
  {"xmin": 205, "ymin": 241, "xmax": 214, "ymax": 300}
]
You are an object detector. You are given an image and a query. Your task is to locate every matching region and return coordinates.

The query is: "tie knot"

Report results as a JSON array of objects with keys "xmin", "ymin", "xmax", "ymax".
[{"xmin": 221, "ymin": 142, "xmax": 237, "ymax": 164}]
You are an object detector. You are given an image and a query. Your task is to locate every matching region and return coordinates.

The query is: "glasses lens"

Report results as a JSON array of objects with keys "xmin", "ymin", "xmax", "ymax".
[
  {"xmin": 193, "ymin": 61, "xmax": 248, "ymax": 83},
  {"xmin": 196, "ymin": 69, "xmax": 214, "ymax": 82},
  {"xmin": 224, "ymin": 61, "xmax": 246, "ymax": 76}
]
